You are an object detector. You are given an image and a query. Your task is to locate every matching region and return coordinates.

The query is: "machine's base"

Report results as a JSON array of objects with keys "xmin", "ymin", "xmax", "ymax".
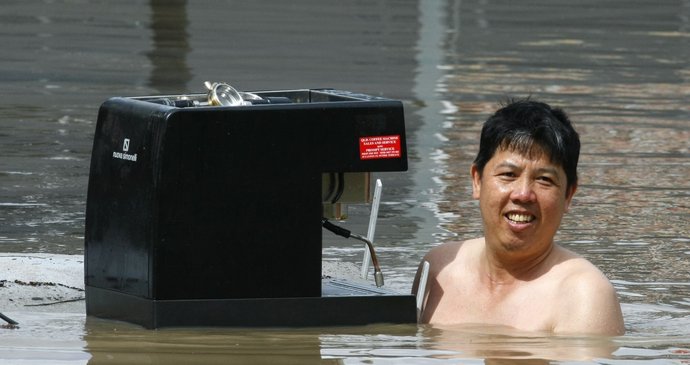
[{"xmin": 86, "ymin": 279, "xmax": 417, "ymax": 328}]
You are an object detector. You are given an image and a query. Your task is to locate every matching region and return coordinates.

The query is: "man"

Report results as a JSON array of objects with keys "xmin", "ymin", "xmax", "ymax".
[{"xmin": 412, "ymin": 99, "xmax": 625, "ymax": 335}]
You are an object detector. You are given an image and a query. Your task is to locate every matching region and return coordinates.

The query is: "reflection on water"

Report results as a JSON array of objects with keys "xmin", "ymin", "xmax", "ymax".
[
  {"xmin": 84, "ymin": 318, "xmax": 333, "ymax": 364},
  {"xmin": 147, "ymin": 0, "xmax": 191, "ymax": 93},
  {"xmin": 0, "ymin": 0, "xmax": 689, "ymax": 363},
  {"xmin": 0, "ymin": 315, "xmax": 634, "ymax": 364},
  {"xmin": 7, "ymin": 316, "xmax": 682, "ymax": 364}
]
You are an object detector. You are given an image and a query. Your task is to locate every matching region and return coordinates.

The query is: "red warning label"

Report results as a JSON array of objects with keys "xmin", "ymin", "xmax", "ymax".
[{"xmin": 359, "ymin": 135, "xmax": 402, "ymax": 160}]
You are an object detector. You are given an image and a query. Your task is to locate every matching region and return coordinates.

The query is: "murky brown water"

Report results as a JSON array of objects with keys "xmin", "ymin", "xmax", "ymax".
[{"xmin": 0, "ymin": 0, "xmax": 689, "ymax": 363}]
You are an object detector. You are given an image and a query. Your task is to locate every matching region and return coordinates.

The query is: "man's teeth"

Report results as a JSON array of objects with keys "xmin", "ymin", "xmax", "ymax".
[{"xmin": 507, "ymin": 213, "xmax": 534, "ymax": 223}]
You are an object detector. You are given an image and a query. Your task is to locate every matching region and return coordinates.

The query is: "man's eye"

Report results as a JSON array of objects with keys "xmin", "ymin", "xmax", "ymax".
[{"xmin": 537, "ymin": 176, "xmax": 554, "ymax": 184}]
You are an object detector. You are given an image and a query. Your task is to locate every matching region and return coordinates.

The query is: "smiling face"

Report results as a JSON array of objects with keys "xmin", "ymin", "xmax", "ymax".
[{"xmin": 472, "ymin": 146, "xmax": 577, "ymax": 257}]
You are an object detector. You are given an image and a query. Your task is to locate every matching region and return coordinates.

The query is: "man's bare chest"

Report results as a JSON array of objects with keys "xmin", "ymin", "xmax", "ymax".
[{"xmin": 429, "ymin": 276, "xmax": 557, "ymax": 331}]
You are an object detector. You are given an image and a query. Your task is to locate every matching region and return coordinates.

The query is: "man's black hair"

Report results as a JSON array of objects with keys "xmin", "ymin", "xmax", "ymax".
[{"xmin": 473, "ymin": 99, "xmax": 580, "ymax": 193}]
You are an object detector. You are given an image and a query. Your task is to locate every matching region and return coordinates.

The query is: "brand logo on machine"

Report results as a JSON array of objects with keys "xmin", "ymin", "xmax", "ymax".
[{"xmin": 112, "ymin": 137, "xmax": 138, "ymax": 162}]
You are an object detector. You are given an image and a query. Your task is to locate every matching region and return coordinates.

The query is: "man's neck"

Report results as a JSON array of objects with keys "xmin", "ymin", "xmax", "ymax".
[{"xmin": 480, "ymin": 240, "xmax": 556, "ymax": 287}]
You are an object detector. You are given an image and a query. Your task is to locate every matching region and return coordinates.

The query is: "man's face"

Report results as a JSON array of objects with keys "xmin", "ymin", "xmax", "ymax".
[{"xmin": 471, "ymin": 146, "xmax": 576, "ymax": 255}]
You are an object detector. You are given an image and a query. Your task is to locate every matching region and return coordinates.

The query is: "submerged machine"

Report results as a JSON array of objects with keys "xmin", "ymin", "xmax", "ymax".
[{"xmin": 84, "ymin": 84, "xmax": 417, "ymax": 328}]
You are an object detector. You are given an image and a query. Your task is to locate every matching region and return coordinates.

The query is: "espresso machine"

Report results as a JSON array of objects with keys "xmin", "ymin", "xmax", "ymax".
[{"xmin": 84, "ymin": 83, "xmax": 416, "ymax": 328}]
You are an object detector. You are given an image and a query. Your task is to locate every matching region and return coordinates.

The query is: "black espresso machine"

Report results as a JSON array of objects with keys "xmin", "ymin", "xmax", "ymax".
[{"xmin": 84, "ymin": 83, "xmax": 417, "ymax": 328}]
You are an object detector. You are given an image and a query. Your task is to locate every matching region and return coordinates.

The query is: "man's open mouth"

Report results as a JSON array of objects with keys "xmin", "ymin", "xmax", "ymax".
[{"xmin": 506, "ymin": 213, "xmax": 535, "ymax": 223}]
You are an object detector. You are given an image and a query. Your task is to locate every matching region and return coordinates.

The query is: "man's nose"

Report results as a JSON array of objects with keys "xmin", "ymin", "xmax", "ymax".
[{"xmin": 510, "ymin": 178, "xmax": 536, "ymax": 202}]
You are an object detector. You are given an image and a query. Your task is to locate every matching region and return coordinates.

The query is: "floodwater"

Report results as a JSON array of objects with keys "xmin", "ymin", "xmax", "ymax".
[{"xmin": 1, "ymin": 0, "xmax": 689, "ymax": 363}]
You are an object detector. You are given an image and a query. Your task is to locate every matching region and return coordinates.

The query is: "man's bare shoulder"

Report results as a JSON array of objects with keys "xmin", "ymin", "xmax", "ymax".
[
  {"xmin": 422, "ymin": 238, "xmax": 483, "ymax": 271},
  {"xmin": 549, "ymin": 246, "xmax": 619, "ymax": 306},
  {"xmin": 413, "ymin": 239, "xmax": 481, "ymax": 322},
  {"xmin": 550, "ymin": 246, "xmax": 625, "ymax": 335},
  {"xmin": 549, "ymin": 246, "xmax": 612, "ymax": 282},
  {"xmin": 416, "ymin": 239, "xmax": 483, "ymax": 278}
]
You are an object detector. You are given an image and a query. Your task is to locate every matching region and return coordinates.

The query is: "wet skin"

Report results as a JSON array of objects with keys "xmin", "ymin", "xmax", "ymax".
[
  {"xmin": 471, "ymin": 147, "xmax": 575, "ymax": 268},
  {"xmin": 414, "ymin": 147, "xmax": 625, "ymax": 335}
]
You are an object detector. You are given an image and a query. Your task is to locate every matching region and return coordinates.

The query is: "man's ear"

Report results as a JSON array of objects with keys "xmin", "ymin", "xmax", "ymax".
[
  {"xmin": 471, "ymin": 164, "xmax": 481, "ymax": 200},
  {"xmin": 565, "ymin": 182, "xmax": 578, "ymax": 212}
]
